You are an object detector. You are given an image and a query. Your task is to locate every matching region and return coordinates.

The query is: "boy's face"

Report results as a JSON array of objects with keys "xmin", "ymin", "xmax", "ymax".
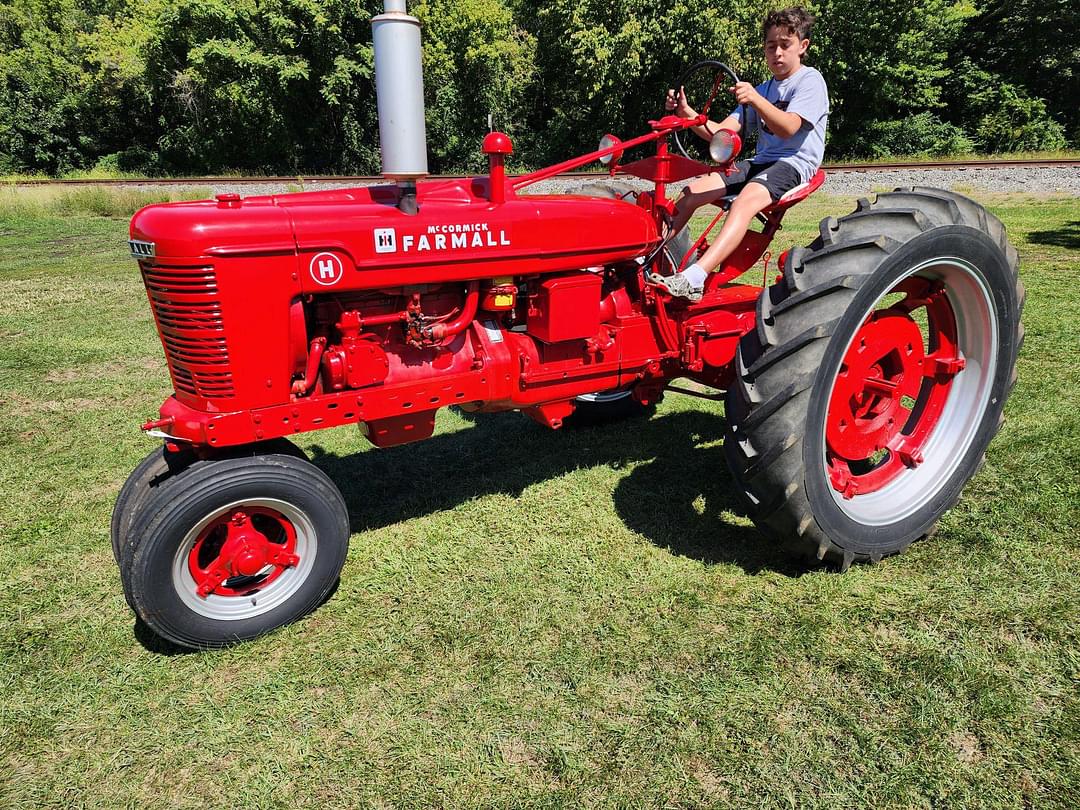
[{"xmin": 763, "ymin": 25, "xmax": 809, "ymax": 79}]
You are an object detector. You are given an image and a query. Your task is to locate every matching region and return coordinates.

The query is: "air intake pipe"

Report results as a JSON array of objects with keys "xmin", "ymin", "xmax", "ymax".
[{"xmin": 372, "ymin": 0, "xmax": 429, "ymax": 213}]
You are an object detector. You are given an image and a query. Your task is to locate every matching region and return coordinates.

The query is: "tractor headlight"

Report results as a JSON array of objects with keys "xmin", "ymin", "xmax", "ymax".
[
  {"xmin": 709, "ymin": 130, "xmax": 741, "ymax": 163},
  {"xmin": 598, "ymin": 134, "xmax": 623, "ymax": 166}
]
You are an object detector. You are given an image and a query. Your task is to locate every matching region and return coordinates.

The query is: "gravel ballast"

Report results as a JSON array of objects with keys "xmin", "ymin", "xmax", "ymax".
[{"xmin": 166, "ymin": 165, "xmax": 1080, "ymax": 200}]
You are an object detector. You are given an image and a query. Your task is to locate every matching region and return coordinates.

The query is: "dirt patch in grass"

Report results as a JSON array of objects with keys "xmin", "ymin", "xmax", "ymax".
[
  {"xmin": 690, "ymin": 757, "xmax": 731, "ymax": 800},
  {"xmin": 949, "ymin": 730, "xmax": 985, "ymax": 764}
]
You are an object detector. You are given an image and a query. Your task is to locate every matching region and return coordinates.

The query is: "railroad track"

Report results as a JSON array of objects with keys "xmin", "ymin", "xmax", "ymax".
[{"xmin": 8, "ymin": 158, "xmax": 1079, "ymax": 186}]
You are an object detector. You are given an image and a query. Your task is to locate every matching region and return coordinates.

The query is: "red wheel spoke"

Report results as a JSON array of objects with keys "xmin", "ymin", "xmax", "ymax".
[
  {"xmin": 924, "ymin": 353, "xmax": 966, "ymax": 379},
  {"xmin": 195, "ymin": 565, "xmax": 231, "ymax": 598},
  {"xmin": 828, "ymin": 459, "xmax": 860, "ymax": 499},
  {"xmin": 863, "ymin": 375, "xmax": 899, "ymax": 396},
  {"xmin": 267, "ymin": 547, "xmax": 300, "ymax": 567},
  {"xmin": 888, "ymin": 434, "xmax": 925, "ymax": 468},
  {"xmin": 892, "ymin": 277, "xmax": 945, "ymax": 313}
]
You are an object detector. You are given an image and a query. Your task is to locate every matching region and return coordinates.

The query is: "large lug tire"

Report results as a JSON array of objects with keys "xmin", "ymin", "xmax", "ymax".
[
  {"xmin": 724, "ymin": 187, "xmax": 1024, "ymax": 568},
  {"xmin": 120, "ymin": 451, "xmax": 349, "ymax": 649}
]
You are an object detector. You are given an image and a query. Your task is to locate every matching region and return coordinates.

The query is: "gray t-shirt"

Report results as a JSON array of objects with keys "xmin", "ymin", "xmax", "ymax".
[{"xmin": 730, "ymin": 65, "xmax": 829, "ymax": 182}]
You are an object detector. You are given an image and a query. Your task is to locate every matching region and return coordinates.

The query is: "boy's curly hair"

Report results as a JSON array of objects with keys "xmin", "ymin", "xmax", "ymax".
[{"xmin": 763, "ymin": 7, "xmax": 815, "ymax": 41}]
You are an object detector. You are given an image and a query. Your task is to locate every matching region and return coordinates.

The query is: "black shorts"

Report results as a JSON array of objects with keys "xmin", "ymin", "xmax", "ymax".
[{"xmin": 724, "ymin": 159, "xmax": 802, "ymax": 202}]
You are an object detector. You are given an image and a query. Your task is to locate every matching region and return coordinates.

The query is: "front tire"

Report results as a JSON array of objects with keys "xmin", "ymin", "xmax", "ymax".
[
  {"xmin": 121, "ymin": 452, "xmax": 349, "ymax": 649},
  {"xmin": 725, "ymin": 188, "xmax": 1023, "ymax": 568}
]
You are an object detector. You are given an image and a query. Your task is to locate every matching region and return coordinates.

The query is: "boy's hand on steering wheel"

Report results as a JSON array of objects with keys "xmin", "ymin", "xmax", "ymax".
[
  {"xmin": 729, "ymin": 81, "xmax": 761, "ymax": 106},
  {"xmin": 665, "ymin": 86, "xmax": 696, "ymax": 118}
]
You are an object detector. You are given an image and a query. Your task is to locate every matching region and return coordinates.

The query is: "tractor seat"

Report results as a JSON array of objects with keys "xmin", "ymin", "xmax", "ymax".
[{"xmin": 712, "ymin": 168, "xmax": 827, "ymax": 213}]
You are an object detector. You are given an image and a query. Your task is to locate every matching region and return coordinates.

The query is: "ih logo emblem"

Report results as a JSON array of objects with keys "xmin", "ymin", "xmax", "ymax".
[
  {"xmin": 308, "ymin": 252, "xmax": 344, "ymax": 286},
  {"xmin": 374, "ymin": 228, "xmax": 397, "ymax": 254}
]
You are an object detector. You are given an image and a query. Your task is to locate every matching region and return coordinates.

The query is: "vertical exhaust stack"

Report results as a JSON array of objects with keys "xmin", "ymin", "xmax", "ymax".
[{"xmin": 372, "ymin": 0, "xmax": 429, "ymax": 214}]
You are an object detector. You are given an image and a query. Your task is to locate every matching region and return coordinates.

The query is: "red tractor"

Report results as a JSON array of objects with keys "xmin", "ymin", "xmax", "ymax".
[{"xmin": 114, "ymin": 1, "xmax": 1023, "ymax": 649}]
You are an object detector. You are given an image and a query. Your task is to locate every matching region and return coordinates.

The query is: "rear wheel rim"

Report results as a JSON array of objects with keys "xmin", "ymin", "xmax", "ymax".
[
  {"xmin": 171, "ymin": 498, "xmax": 318, "ymax": 620},
  {"xmin": 821, "ymin": 257, "xmax": 999, "ymax": 525}
]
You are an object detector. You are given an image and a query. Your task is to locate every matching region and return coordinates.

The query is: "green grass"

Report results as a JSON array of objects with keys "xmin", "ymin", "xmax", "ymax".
[
  {"xmin": 0, "ymin": 186, "xmax": 213, "ymax": 219},
  {"xmin": 1, "ymin": 191, "xmax": 1078, "ymax": 809}
]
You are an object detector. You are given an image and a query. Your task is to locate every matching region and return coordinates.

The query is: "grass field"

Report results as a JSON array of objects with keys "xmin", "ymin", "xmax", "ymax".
[{"xmin": 1, "ymin": 188, "xmax": 1078, "ymax": 808}]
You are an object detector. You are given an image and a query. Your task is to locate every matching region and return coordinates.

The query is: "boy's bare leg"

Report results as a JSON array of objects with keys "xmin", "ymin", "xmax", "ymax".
[
  {"xmin": 695, "ymin": 182, "xmax": 773, "ymax": 272},
  {"xmin": 670, "ymin": 173, "xmax": 729, "ymax": 235},
  {"xmin": 649, "ymin": 180, "xmax": 773, "ymax": 301}
]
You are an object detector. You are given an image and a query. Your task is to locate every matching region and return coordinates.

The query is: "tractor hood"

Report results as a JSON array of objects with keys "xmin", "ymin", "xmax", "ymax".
[{"xmin": 129, "ymin": 179, "xmax": 659, "ymax": 290}]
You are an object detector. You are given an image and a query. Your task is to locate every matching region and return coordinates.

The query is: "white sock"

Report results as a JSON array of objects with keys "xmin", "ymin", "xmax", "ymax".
[{"xmin": 682, "ymin": 263, "xmax": 708, "ymax": 287}]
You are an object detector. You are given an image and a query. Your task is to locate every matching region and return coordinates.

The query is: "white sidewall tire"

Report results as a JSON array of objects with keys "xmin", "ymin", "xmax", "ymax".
[{"xmin": 125, "ymin": 453, "xmax": 348, "ymax": 649}]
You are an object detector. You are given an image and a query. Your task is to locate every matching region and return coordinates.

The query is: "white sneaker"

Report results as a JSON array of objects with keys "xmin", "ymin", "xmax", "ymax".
[{"xmin": 647, "ymin": 271, "xmax": 703, "ymax": 302}]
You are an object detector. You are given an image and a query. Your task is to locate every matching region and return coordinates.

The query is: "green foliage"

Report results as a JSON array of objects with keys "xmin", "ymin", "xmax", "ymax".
[
  {"xmin": 416, "ymin": 0, "xmax": 536, "ymax": 172},
  {"xmin": 0, "ymin": 0, "xmax": 87, "ymax": 173},
  {"xmin": 810, "ymin": 0, "xmax": 978, "ymax": 157},
  {"xmin": 943, "ymin": 60, "xmax": 1067, "ymax": 154},
  {"xmin": 957, "ymin": 0, "xmax": 1080, "ymax": 145},
  {"xmin": 83, "ymin": 0, "xmax": 381, "ymax": 174},
  {"xmin": 0, "ymin": 0, "xmax": 1073, "ymax": 173},
  {"xmin": 857, "ymin": 113, "xmax": 974, "ymax": 158}
]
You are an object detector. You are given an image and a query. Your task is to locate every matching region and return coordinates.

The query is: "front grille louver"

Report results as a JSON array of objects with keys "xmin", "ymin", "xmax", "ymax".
[{"xmin": 142, "ymin": 265, "xmax": 235, "ymax": 399}]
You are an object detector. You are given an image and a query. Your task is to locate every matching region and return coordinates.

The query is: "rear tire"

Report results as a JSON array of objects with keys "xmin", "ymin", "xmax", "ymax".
[
  {"xmin": 724, "ymin": 188, "xmax": 1023, "ymax": 568},
  {"xmin": 119, "ymin": 449, "xmax": 345, "ymax": 649}
]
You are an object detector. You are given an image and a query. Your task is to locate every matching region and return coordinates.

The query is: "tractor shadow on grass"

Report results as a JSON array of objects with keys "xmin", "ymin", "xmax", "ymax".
[
  {"xmin": 306, "ymin": 409, "xmax": 804, "ymax": 576},
  {"xmin": 1027, "ymin": 220, "xmax": 1080, "ymax": 250}
]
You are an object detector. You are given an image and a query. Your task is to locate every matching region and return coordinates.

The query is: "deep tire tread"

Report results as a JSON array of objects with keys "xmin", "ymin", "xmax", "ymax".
[{"xmin": 725, "ymin": 188, "xmax": 1023, "ymax": 568}]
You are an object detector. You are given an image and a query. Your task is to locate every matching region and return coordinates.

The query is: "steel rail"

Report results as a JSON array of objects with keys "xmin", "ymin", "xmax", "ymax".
[{"xmin": 7, "ymin": 158, "xmax": 1079, "ymax": 186}]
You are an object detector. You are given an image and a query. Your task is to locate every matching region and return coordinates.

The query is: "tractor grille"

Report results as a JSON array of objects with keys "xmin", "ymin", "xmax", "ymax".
[{"xmin": 141, "ymin": 265, "xmax": 235, "ymax": 399}]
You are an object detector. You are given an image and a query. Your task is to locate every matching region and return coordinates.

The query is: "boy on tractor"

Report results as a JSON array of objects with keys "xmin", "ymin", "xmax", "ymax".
[{"xmin": 651, "ymin": 6, "xmax": 829, "ymax": 300}]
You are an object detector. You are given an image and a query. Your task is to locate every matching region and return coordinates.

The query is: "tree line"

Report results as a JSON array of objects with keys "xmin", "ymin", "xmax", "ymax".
[{"xmin": 0, "ymin": 0, "xmax": 1074, "ymax": 176}]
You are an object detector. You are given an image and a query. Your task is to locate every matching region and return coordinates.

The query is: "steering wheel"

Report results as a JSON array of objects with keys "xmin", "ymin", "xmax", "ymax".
[{"xmin": 671, "ymin": 60, "xmax": 745, "ymax": 162}]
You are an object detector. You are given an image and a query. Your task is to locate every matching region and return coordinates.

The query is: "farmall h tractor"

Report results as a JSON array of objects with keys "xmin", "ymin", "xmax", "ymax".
[{"xmin": 114, "ymin": 1, "xmax": 1023, "ymax": 649}]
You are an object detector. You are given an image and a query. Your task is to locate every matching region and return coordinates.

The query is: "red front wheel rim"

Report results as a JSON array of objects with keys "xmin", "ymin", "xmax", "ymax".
[
  {"xmin": 171, "ymin": 498, "xmax": 319, "ymax": 621},
  {"xmin": 820, "ymin": 258, "xmax": 999, "ymax": 525},
  {"xmin": 188, "ymin": 506, "xmax": 300, "ymax": 598}
]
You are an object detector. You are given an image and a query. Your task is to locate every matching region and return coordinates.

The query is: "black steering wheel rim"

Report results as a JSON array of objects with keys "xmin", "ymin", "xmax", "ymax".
[{"xmin": 672, "ymin": 60, "xmax": 743, "ymax": 161}]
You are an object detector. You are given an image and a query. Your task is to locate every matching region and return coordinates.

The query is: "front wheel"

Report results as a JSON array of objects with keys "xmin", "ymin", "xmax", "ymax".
[
  {"xmin": 121, "ymin": 452, "xmax": 350, "ymax": 649},
  {"xmin": 725, "ymin": 187, "xmax": 1023, "ymax": 568}
]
